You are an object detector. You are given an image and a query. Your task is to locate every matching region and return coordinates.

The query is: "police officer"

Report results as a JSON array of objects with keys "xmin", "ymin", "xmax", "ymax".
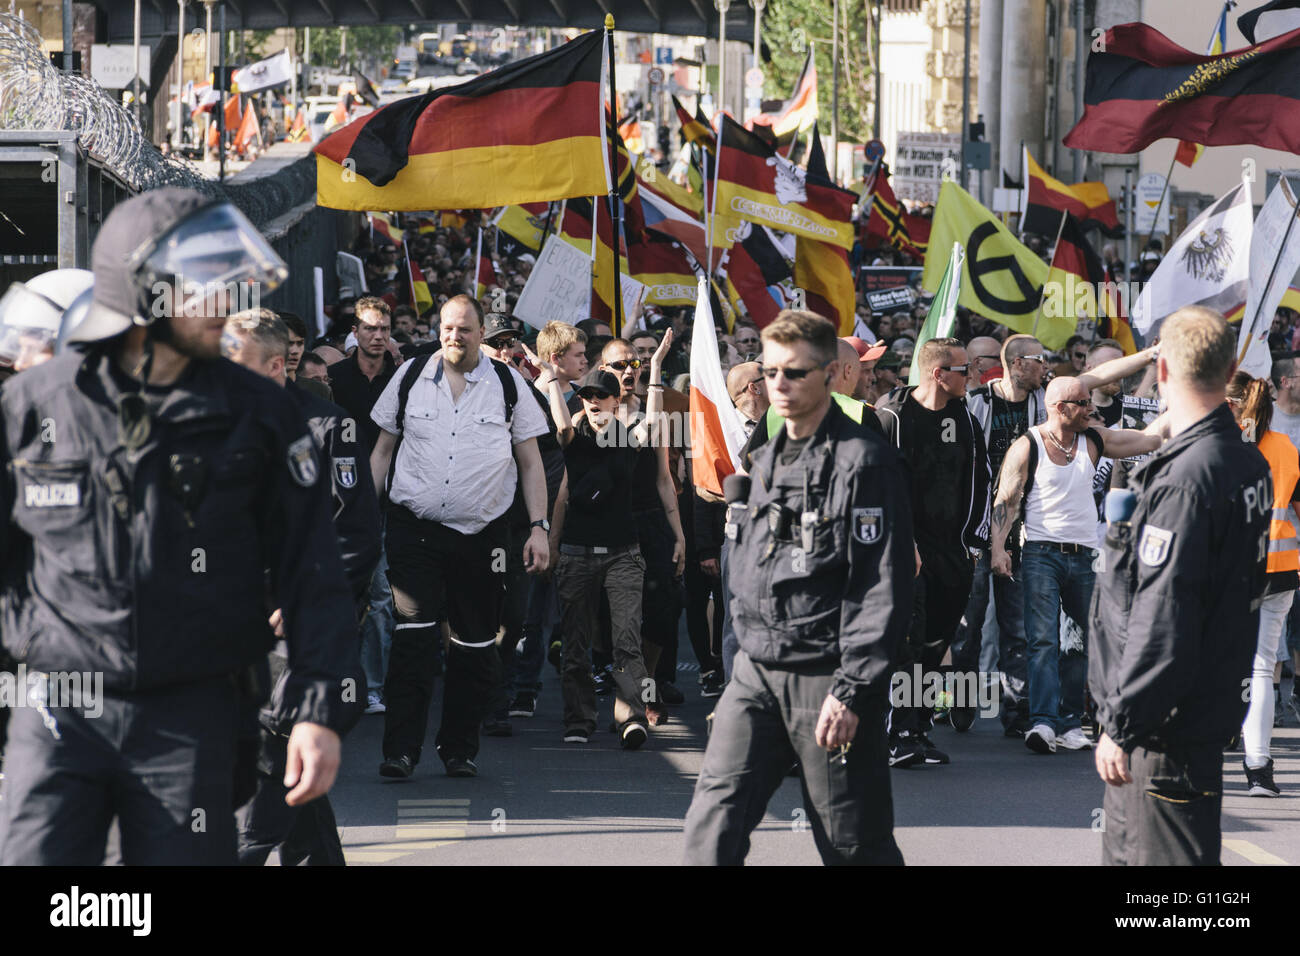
[
  {"xmin": 0, "ymin": 188, "xmax": 362, "ymax": 865},
  {"xmin": 1090, "ymin": 306, "xmax": 1271, "ymax": 866},
  {"xmin": 682, "ymin": 310, "xmax": 915, "ymax": 866},
  {"xmin": 221, "ymin": 308, "xmax": 381, "ymax": 865}
]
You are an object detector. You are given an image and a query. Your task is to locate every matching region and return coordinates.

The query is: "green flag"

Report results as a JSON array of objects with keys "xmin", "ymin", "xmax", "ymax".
[{"xmin": 909, "ymin": 241, "xmax": 966, "ymax": 386}]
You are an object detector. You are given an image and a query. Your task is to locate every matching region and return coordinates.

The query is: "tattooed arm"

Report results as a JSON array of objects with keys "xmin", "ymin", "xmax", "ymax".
[{"xmin": 990, "ymin": 435, "xmax": 1031, "ymax": 578}]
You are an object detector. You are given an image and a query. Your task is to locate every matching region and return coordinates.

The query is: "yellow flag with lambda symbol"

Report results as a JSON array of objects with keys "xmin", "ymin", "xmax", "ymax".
[{"xmin": 923, "ymin": 181, "xmax": 1073, "ymax": 349}]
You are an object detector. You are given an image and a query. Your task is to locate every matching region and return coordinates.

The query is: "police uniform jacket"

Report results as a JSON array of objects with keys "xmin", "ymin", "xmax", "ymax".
[
  {"xmin": 726, "ymin": 402, "xmax": 915, "ymax": 713},
  {"xmin": 0, "ymin": 349, "xmax": 362, "ymax": 734},
  {"xmin": 288, "ymin": 380, "xmax": 381, "ymax": 601},
  {"xmin": 1088, "ymin": 403, "xmax": 1271, "ymax": 752}
]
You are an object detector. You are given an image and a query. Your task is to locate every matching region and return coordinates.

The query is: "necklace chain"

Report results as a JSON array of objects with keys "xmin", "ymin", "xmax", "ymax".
[{"xmin": 1045, "ymin": 428, "xmax": 1076, "ymax": 460}]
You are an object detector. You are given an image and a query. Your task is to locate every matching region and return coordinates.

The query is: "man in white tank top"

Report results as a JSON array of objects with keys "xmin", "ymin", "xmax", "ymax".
[{"xmin": 989, "ymin": 377, "xmax": 1165, "ymax": 754}]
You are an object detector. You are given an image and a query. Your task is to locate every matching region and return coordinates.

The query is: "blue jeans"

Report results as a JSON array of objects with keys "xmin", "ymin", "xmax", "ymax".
[
  {"xmin": 1020, "ymin": 542, "xmax": 1095, "ymax": 734},
  {"xmin": 508, "ymin": 574, "xmax": 555, "ymax": 698},
  {"xmin": 360, "ymin": 545, "xmax": 395, "ymax": 700}
]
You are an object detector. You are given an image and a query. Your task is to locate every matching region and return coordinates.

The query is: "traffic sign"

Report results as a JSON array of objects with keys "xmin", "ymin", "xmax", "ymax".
[
  {"xmin": 648, "ymin": 67, "xmax": 665, "ymax": 86},
  {"xmin": 655, "ymin": 46, "xmax": 674, "ymax": 65},
  {"xmin": 865, "ymin": 139, "xmax": 885, "ymax": 162}
]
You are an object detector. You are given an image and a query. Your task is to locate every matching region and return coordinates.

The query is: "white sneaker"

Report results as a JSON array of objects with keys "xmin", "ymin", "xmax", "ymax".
[
  {"xmin": 1057, "ymin": 728, "xmax": 1094, "ymax": 751},
  {"xmin": 1025, "ymin": 723, "xmax": 1057, "ymax": 754},
  {"xmin": 365, "ymin": 692, "xmax": 386, "ymax": 714}
]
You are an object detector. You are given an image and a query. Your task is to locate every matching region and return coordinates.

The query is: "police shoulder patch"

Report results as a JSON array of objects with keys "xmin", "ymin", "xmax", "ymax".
[
  {"xmin": 852, "ymin": 507, "xmax": 884, "ymax": 545},
  {"xmin": 287, "ymin": 435, "xmax": 319, "ymax": 488},
  {"xmin": 1138, "ymin": 524, "xmax": 1174, "ymax": 567},
  {"xmin": 333, "ymin": 456, "xmax": 357, "ymax": 489}
]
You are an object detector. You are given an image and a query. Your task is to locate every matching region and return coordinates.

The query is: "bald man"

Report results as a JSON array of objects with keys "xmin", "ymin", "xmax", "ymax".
[
  {"xmin": 831, "ymin": 339, "xmax": 863, "ymax": 398},
  {"xmin": 990, "ymin": 375, "xmax": 1162, "ymax": 756},
  {"xmin": 726, "ymin": 361, "xmax": 768, "ymax": 428},
  {"xmin": 966, "ymin": 336, "xmax": 1002, "ymax": 390}
]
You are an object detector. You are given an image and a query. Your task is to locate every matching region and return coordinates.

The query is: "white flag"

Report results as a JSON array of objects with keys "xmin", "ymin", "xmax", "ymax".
[
  {"xmin": 688, "ymin": 278, "xmax": 749, "ymax": 495},
  {"xmin": 233, "ymin": 49, "xmax": 293, "ymax": 94},
  {"xmin": 1131, "ymin": 181, "xmax": 1253, "ymax": 340},
  {"xmin": 1238, "ymin": 177, "xmax": 1300, "ymax": 379}
]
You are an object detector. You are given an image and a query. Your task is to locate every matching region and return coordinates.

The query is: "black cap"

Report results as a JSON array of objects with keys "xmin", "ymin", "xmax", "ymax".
[
  {"xmin": 482, "ymin": 312, "xmax": 517, "ymax": 343},
  {"xmin": 575, "ymin": 368, "xmax": 620, "ymax": 398}
]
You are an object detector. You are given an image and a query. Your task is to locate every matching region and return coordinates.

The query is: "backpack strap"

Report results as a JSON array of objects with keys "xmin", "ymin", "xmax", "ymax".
[
  {"xmin": 386, "ymin": 351, "xmax": 434, "ymax": 495},
  {"xmin": 489, "ymin": 357, "xmax": 518, "ymax": 423}
]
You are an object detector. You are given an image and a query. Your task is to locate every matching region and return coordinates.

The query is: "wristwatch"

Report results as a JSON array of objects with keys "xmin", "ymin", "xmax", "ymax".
[{"xmin": 531, "ymin": 518, "xmax": 551, "ymax": 532}]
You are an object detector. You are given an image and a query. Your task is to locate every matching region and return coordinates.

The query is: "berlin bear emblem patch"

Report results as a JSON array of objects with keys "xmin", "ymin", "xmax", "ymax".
[
  {"xmin": 287, "ymin": 435, "xmax": 319, "ymax": 487},
  {"xmin": 1138, "ymin": 525, "xmax": 1173, "ymax": 567},
  {"xmin": 853, "ymin": 508, "xmax": 883, "ymax": 545},
  {"xmin": 334, "ymin": 457, "xmax": 357, "ymax": 489}
]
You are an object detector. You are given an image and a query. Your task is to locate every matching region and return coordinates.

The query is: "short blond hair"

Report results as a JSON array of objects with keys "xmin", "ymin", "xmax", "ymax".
[
  {"xmin": 1160, "ymin": 306, "xmax": 1236, "ymax": 390},
  {"xmin": 761, "ymin": 309, "xmax": 837, "ymax": 364},
  {"xmin": 536, "ymin": 321, "xmax": 586, "ymax": 364}
]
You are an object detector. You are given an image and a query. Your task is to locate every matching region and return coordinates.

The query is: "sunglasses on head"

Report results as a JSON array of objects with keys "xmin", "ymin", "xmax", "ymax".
[
  {"xmin": 608, "ymin": 358, "xmax": 642, "ymax": 371},
  {"xmin": 759, "ymin": 363, "xmax": 825, "ymax": 381}
]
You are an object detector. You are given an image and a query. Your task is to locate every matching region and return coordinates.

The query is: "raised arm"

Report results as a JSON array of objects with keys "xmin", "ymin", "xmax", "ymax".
[{"xmin": 1077, "ymin": 344, "xmax": 1157, "ymax": 393}]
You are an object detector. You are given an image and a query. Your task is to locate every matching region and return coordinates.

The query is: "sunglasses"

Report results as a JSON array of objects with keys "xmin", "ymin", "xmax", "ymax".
[
  {"xmin": 759, "ymin": 363, "xmax": 825, "ymax": 381},
  {"xmin": 579, "ymin": 389, "xmax": 613, "ymax": 401},
  {"xmin": 608, "ymin": 359, "xmax": 642, "ymax": 371},
  {"xmin": 940, "ymin": 365, "xmax": 970, "ymax": 374},
  {"xmin": 1072, "ymin": 351, "xmax": 1087, "ymax": 360},
  {"xmin": 1056, "ymin": 398, "xmax": 1092, "ymax": 408},
  {"xmin": 489, "ymin": 335, "xmax": 519, "ymax": 348},
  {"xmin": 1018, "ymin": 354, "xmax": 1047, "ymax": 364}
]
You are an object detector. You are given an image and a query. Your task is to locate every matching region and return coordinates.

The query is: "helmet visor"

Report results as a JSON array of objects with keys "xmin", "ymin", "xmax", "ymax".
[
  {"xmin": 137, "ymin": 203, "xmax": 288, "ymax": 308},
  {"xmin": 0, "ymin": 283, "xmax": 61, "ymax": 366}
]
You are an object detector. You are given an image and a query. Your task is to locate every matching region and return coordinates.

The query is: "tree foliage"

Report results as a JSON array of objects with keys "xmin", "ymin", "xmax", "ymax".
[{"xmin": 761, "ymin": 0, "xmax": 875, "ymax": 145}]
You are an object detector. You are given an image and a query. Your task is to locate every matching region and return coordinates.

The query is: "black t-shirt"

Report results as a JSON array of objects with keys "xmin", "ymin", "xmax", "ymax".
[
  {"xmin": 561, "ymin": 416, "xmax": 639, "ymax": 547},
  {"xmin": 1095, "ymin": 397, "xmax": 1123, "ymax": 428},
  {"xmin": 777, "ymin": 433, "xmax": 812, "ymax": 466},
  {"xmin": 908, "ymin": 397, "xmax": 970, "ymax": 582},
  {"xmin": 987, "ymin": 392, "xmax": 1029, "ymax": 484}
]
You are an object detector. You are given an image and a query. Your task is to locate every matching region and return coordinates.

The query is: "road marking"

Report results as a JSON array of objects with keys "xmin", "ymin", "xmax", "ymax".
[
  {"xmin": 345, "ymin": 798, "xmax": 472, "ymax": 864},
  {"xmin": 1223, "ymin": 839, "xmax": 1289, "ymax": 865}
]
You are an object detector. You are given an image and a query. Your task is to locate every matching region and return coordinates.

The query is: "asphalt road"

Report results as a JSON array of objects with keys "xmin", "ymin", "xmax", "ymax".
[{"xmin": 320, "ymin": 667, "xmax": 1300, "ymax": 866}]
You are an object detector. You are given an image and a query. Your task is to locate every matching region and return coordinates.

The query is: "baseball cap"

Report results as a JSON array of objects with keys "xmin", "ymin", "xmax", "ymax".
[
  {"xmin": 483, "ymin": 313, "xmax": 518, "ymax": 343},
  {"xmin": 842, "ymin": 336, "xmax": 887, "ymax": 363},
  {"xmin": 576, "ymin": 367, "xmax": 621, "ymax": 399}
]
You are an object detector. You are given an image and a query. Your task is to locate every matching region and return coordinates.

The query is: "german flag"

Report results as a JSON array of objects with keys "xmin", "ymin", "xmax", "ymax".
[
  {"xmin": 1040, "ymin": 213, "xmax": 1137, "ymax": 354},
  {"xmin": 724, "ymin": 224, "xmax": 790, "ymax": 328},
  {"xmin": 865, "ymin": 169, "xmax": 928, "ymax": 259},
  {"xmin": 793, "ymin": 134, "xmax": 855, "ymax": 334},
  {"xmin": 673, "ymin": 95, "xmax": 715, "ymax": 153},
  {"xmin": 749, "ymin": 49, "xmax": 818, "ymax": 152},
  {"xmin": 606, "ymin": 111, "xmax": 645, "ymax": 241},
  {"xmin": 474, "ymin": 229, "xmax": 500, "ymax": 300},
  {"xmin": 369, "ymin": 212, "xmax": 403, "ymax": 245},
  {"xmin": 316, "ymin": 30, "xmax": 607, "ymax": 211},
  {"xmin": 558, "ymin": 197, "xmax": 626, "ymax": 325},
  {"xmin": 402, "ymin": 241, "xmax": 433, "ymax": 315},
  {"xmin": 1063, "ymin": 21, "xmax": 1300, "ymax": 156},
  {"xmin": 1021, "ymin": 148, "xmax": 1122, "ymax": 238},
  {"xmin": 629, "ymin": 239, "xmax": 698, "ymax": 307},
  {"xmin": 619, "ymin": 116, "xmax": 644, "ymax": 155},
  {"xmin": 712, "ymin": 117, "xmax": 855, "ymax": 250},
  {"xmin": 285, "ymin": 107, "xmax": 309, "ymax": 143}
]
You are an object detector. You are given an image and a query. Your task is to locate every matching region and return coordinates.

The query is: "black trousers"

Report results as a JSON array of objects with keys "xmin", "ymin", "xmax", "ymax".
[
  {"xmin": 235, "ymin": 730, "xmax": 345, "ymax": 866},
  {"xmin": 382, "ymin": 506, "xmax": 508, "ymax": 765},
  {"xmin": 889, "ymin": 560, "xmax": 974, "ymax": 736},
  {"xmin": 490, "ymin": 519, "xmax": 534, "ymax": 719},
  {"xmin": 1102, "ymin": 742, "xmax": 1224, "ymax": 866},
  {"xmin": 683, "ymin": 651, "xmax": 904, "ymax": 866},
  {"xmin": 0, "ymin": 677, "xmax": 239, "ymax": 865}
]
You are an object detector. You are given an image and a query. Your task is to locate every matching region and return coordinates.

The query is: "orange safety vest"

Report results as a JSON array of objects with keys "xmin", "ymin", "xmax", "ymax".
[{"xmin": 1258, "ymin": 430, "xmax": 1300, "ymax": 574}]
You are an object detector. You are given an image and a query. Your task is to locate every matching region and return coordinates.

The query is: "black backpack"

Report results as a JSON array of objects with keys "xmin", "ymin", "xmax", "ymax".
[{"xmin": 385, "ymin": 352, "xmax": 518, "ymax": 494}]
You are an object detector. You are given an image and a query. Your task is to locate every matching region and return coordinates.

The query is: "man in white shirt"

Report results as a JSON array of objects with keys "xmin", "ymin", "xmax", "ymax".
[
  {"xmin": 989, "ymin": 376, "xmax": 1162, "ymax": 755},
  {"xmin": 368, "ymin": 295, "xmax": 551, "ymax": 779}
]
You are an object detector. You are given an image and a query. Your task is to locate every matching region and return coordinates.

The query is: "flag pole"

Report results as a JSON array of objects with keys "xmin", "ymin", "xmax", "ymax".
[
  {"xmin": 604, "ymin": 15, "xmax": 624, "ymax": 336},
  {"xmin": 1032, "ymin": 208, "xmax": 1069, "ymax": 338},
  {"xmin": 1143, "ymin": 152, "xmax": 1176, "ymax": 252},
  {"xmin": 1238, "ymin": 186, "xmax": 1300, "ymax": 366}
]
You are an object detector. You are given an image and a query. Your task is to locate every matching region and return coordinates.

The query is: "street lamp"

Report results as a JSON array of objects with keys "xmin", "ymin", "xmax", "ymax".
[{"xmin": 715, "ymin": 0, "xmax": 730, "ymax": 117}]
